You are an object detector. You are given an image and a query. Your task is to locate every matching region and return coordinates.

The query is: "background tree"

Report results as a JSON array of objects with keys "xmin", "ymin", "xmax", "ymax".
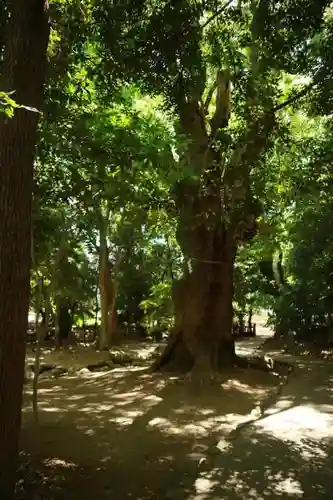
[{"xmin": 32, "ymin": 3, "xmax": 183, "ymax": 349}]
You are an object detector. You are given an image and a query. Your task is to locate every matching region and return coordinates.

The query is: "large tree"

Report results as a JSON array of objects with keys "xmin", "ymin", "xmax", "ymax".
[
  {"xmin": 0, "ymin": 1, "xmax": 49, "ymax": 497},
  {"xmin": 96, "ymin": 0, "xmax": 329, "ymax": 376}
]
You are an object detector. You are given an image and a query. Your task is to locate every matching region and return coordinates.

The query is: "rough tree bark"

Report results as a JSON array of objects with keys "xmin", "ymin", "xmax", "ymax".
[
  {"xmin": 154, "ymin": 71, "xmax": 275, "ymax": 376},
  {"xmin": 0, "ymin": 1, "xmax": 49, "ymax": 497},
  {"xmin": 155, "ymin": 234, "xmax": 237, "ymax": 374}
]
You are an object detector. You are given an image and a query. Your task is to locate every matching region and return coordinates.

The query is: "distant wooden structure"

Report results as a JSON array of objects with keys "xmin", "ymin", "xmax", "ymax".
[{"xmin": 232, "ymin": 321, "xmax": 256, "ymax": 338}]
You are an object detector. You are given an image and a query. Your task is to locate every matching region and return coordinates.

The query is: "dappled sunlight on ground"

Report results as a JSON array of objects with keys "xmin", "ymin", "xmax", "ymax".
[
  {"xmin": 25, "ymin": 313, "xmax": 270, "ymax": 374},
  {"xmin": 22, "ymin": 364, "xmax": 278, "ymax": 448},
  {"xmin": 26, "ymin": 346, "xmax": 112, "ymax": 370},
  {"xmin": 190, "ymin": 365, "xmax": 333, "ymax": 499},
  {"xmin": 20, "ymin": 344, "xmax": 282, "ymax": 498},
  {"xmin": 19, "ymin": 330, "xmax": 333, "ymax": 499}
]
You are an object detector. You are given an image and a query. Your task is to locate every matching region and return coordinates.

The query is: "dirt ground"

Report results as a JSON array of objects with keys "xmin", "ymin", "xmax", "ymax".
[
  {"xmin": 261, "ymin": 336, "xmax": 333, "ymax": 361},
  {"xmin": 19, "ymin": 316, "xmax": 286, "ymax": 499}
]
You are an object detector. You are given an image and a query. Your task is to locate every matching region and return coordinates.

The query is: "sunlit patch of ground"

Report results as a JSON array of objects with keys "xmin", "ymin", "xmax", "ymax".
[
  {"xmin": 189, "ymin": 365, "xmax": 333, "ymax": 500},
  {"xmin": 22, "ymin": 364, "xmax": 279, "ymax": 445},
  {"xmin": 255, "ymin": 403, "xmax": 333, "ymax": 442}
]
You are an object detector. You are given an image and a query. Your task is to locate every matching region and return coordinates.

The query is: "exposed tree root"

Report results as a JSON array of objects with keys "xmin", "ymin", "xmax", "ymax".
[
  {"xmin": 151, "ymin": 328, "xmax": 193, "ymax": 373},
  {"xmin": 152, "ymin": 328, "xmax": 290, "ymax": 385}
]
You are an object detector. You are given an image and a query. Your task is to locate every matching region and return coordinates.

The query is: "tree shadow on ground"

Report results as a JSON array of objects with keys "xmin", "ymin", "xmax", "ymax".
[
  {"xmin": 199, "ymin": 368, "xmax": 333, "ymax": 499},
  {"xmin": 20, "ymin": 362, "xmax": 281, "ymax": 499},
  {"xmin": 19, "ymin": 358, "xmax": 333, "ymax": 499},
  {"xmin": 195, "ymin": 432, "xmax": 333, "ymax": 499}
]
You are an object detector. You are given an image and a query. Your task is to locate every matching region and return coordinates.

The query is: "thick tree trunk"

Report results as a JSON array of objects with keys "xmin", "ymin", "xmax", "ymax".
[
  {"xmin": 154, "ymin": 228, "xmax": 237, "ymax": 374},
  {"xmin": 154, "ymin": 93, "xmax": 239, "ymax": 375},
  {"xmin": 0, "ymin": 1, "xmax": 49, "ymax": 497},
  {"xmin": 154, "ymin": 61, "xmax": 273, "ymax": 376}
]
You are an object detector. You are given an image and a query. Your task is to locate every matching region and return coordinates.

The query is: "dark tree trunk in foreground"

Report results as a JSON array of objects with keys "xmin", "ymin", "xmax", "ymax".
[{"xmin": 0, "ymin": 1, "xmax": 49, "ymax": 497}]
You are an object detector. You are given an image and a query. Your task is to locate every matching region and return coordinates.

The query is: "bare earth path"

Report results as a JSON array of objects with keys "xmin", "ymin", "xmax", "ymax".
[
  {"xmin": 195, "ymin": 356, "xmax": 333, "ymax": 499},
  {"xmin": 19, "ymin": 321, "xmax": 333, "ymax": 499}
]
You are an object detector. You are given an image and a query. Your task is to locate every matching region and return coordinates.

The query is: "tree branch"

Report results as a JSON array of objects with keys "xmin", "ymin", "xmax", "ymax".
[
  {"xmin": 201, "ymin": 0, "xmax": 234, "ymax": 29},
  {"xmin": 210, "ymin": 70, "xmax": 231, "ymax": 136},
  {"xmin": 272, "ymin": 81, "xmax": 317, "ymax": 113},
  {"xmin": 204, "ymin": 81, "xmax": 217, "ymax": 113}
]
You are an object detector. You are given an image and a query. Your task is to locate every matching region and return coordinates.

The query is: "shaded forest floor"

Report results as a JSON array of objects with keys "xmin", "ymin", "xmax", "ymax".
[
  {"xmin": 261, "ymin": 335, "xmax": 333, "ymax": 361},
  {"xmin": 18, "ymin": 318, "xmax": 333, "ymax": 499}
]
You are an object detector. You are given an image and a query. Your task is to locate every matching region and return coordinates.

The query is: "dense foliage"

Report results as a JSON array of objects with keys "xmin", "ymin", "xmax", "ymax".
[
  {"xmin": 2, "ymin": 2, "xmax": 333, "ymax": 497},
  {"xmin": 20, "ymin": 0, "xmax": 333, "ymax": 347},
  {"xmin": 2, "ymin": 0, "xmax": 333, "ymax": 350}
]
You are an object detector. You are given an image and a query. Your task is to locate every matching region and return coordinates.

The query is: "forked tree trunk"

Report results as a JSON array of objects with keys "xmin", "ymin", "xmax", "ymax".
[
  {"xmin": 154, "ymin": 227, "xmax": 237, "ymax": 374},
  {"xmin": 153, "ymin": 92, "xmax": 269, "ymax": 375},
  {"xmin": 153, "ymin": 8, "xmax": 275, "ymax": 377},
  {"xmin": 0, "ymin": 1, "xmax": 49, "ymax": 497}
]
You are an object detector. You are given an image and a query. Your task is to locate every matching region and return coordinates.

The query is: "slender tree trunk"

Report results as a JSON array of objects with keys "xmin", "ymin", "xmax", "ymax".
[
  {"xmin": 51, "ymin": 240, "xmax": 68, "ymax": 349},
  {"xmin": 248, "ymin": 306, "xmax": 253, "ymax": 332},
  {"xmin": 32, "ymin": 296, "xmax": 50, "ymax": 427},
  {"xmin": 54, "ymin": 297, "xmax": 61, "ymax": 349},
  {"xmin": 98, "ymin": 229, "xmax": 118, "ymax": 349},
  {"xmin": 0, "ymin": 1, "xmax": 49, "ymax": 497},
  {"xmin": 99, "ymin": 230, "xmax": 111, "ymax": 349},
  {"xmin": 238, "ymin": 313, "xmax": 245, "ymax": 337}
]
